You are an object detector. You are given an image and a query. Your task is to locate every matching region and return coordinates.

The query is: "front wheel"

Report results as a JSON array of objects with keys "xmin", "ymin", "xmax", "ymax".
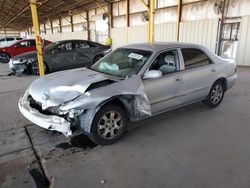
[
  {"xmin": 202, "ymin": 81, "xmax": 225, "ymax": 108},
  {"xmin": 0, "ymin": 53, "xmax": 10, "ymax": 63},
  {"xmin": 30, "ymin": 61, "xmax": 48, "ymax": 75},
  {"xmin": 88, "ymin": 104, "xmax": 127, "ymax": 145}
]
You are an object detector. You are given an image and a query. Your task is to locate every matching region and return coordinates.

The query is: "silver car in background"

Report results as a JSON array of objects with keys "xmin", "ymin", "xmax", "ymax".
[{"xmin": 19, "ymin": 43, "xmax": 237, "ymax": 145}]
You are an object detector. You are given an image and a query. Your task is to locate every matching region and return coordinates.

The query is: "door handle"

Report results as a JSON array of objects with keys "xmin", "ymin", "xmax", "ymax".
[{"xmin": 176, "ymin": 77, "xmax": 182, "ymax": 81}]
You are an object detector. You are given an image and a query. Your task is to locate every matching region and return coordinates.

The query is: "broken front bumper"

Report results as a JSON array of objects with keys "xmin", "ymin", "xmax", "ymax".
[{"xmin": 18, "ymin": 96, "xmax": 72, "ymax": 136}]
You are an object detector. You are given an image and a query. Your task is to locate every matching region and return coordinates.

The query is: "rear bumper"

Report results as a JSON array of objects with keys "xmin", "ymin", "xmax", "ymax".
[
  {"xmin": 226, "ymin": 73, "xmax": 237, "ymax": 90},
  {"xmin": 18, "ymin": 95, "xmax": 72, "ymax": 136}
]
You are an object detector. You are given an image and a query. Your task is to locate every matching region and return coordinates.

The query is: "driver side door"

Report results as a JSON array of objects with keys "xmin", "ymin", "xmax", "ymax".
[
  {"xmin": 143, "ymin": 49, "xmax": 185, "ymax": 115},
  {"xmin": 50, "ymin": 41, "xmax": 77, "ymax": 70}
]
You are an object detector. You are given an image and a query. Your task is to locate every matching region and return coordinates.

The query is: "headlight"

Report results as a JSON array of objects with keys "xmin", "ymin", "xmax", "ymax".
[
  {"xmin": 12, "ymin": 58, "xmax": 35, "ymax": 65},
  {"xmin": 66, "ymin": 108, "xmax": 85, "ymax": 118}
]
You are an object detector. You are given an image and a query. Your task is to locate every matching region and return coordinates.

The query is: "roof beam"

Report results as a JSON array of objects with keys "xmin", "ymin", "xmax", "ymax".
[{"xmin": 2, "ymin": 2, "xmax": 30, "ymax": 28}]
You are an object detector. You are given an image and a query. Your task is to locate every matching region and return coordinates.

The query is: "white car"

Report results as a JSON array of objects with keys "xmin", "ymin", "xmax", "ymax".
[
  {"xmin": 0, "ymin": 37, "xmax": 23, "ymax": 48},
  {"xmin": 19, "ymin": 42, "xmax": 237, "ymax": 145}
]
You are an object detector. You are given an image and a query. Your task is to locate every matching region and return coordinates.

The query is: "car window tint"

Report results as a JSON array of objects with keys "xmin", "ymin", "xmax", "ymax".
[
  {"xmin": 75, "ymin": 41, "xmax": 90, "ymax": 49},
  {"xmin": 29, "ymin": 40, "xmax": 36, "ymax": 47},
  {"xmin": 6, "ymin": 38, "xmax": 14, "ymax": 41},
  {"xmin": 182, "ymin": 48, "xmax": 212, "ymax": 69},
  {"xmin": 56, "ymin": 42, "xmax": 73, "ymax": 51},
  {"xmin": 150, "ymin": 50, "xmax": 179, "ymax": 75},
  {"xmin": 16, "ymin": 41, "xmax": 29, "ymax": 47}
]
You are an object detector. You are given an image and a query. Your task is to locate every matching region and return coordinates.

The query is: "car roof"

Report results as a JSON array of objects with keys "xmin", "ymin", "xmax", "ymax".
[{"xmin": 121, "ymin": 42, "xmax": 205, "ymax": 52}]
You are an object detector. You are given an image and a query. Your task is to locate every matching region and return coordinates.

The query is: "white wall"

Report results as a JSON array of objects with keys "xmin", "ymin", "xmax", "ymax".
[
  {"xmin": 179, "ymin": 19, "xmax": 219, "ymax": 52},
  {"xmin": 155, "ymin": 23, "xmax": 177, "ymax": 42},
  {"xmin": 27, "ymin": 31, "xmax": 88, "ymax": 42},
  {"xmin": 111, "ymin": 19, "xmax": 218, "ymax": 52},
  {"xmin": 236, "ymin": 16, "xmax": 250, "ymax": 66}
]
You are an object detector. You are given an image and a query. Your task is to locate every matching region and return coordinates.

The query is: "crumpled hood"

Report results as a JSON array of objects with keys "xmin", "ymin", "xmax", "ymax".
[{"xmin": 29, "ymin": 68, "xmax": 111, "ymax": 109}]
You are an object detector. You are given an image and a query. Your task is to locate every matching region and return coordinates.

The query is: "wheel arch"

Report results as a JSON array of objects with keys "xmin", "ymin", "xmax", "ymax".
[
  {"xmin": 29, "ymin": 60, "xmax": 49, "ymax": 74},
  {"xmin": 214, "ymin": 77, "xmax": 227, "ymax": 91},
  {"xmin": 98, "ymin": 95, "xmax": 137, "ymax": 121}
]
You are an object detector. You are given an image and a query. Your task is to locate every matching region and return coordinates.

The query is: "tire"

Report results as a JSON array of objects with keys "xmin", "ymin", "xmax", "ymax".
[
  {"xmin": 0, "ymin": 52, "xmax": 10, "ymax": 63},
  {"xmin": 202, "ymin": 81, "xmax": 225, "ymax": 108},
  {"xmin": 92, "ymin": 55, "xmax": 103, "ymax": 63},
  {"xmin": 88, "ymin": 104, "xmax": 127, "ymax": 145},
  {"xmin": 30, "ymin": 61, "xmax": 48, "ymax": 75}
]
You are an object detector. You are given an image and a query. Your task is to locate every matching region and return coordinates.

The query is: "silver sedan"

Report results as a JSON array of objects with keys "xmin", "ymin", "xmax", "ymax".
[{"xmin": 19, "ymin": 43, "xmax": 237, "ymax": 145}]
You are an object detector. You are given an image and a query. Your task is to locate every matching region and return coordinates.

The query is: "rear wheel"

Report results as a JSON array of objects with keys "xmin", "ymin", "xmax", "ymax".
[
  {"xmin": 88, "ymin": 104, "xmax": 127, "ymax": 145},
  {"xmin": 30, "ymin": 61, "xmax": 48, "ymax": 75},
  {"xmin": 0, "ymin": 53, "xmax": 10, "ymax": 63},
  {"xmin": 202, "ymin": 81, "xmax": 225, "ymax": 108}
]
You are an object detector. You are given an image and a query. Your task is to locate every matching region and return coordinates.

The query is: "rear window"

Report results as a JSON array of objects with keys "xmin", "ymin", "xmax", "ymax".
[{"xmin": 181, "ymin": 48, "xmax": 213, "ymax": 69}]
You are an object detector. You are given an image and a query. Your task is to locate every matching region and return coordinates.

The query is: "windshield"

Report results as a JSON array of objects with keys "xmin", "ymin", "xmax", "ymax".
[{"xmin": 91, "ymin": 48, "xmax": 152, "ymax": 78}]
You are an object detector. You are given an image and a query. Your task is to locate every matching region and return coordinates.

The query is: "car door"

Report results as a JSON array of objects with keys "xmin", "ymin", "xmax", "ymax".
[
  {"xmin": 27, "ymin": 40, "xmax": 36, "ymax": 51},
  {"xmin": 143, "ymin": 49, "xmax": 186, "ymax": 115},
  {"xmin": 75, "ymin": 40, "xmax": 95, "ymax": 67},
  {"xmin": 50, "ymin": 41, "xmax": 77, "ymax": 70},
  {"xmin": 179, "ymin": 48, "xmax": 218, "ymax": 103},
  {"xmin": 13, "ymin": 40, "xmax": 31, "ymax": 56}
]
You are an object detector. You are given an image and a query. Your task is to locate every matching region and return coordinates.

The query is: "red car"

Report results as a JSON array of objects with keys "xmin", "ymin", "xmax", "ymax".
[{"xmin": 0, "ymin": 39, "xmax": 51, "ymax": 63}]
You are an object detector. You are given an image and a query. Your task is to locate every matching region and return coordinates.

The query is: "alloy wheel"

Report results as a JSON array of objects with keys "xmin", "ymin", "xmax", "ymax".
[
  {"xmin": 211, "ymin": 84, "xmax": 223, "ymax": 104},
  {"xmin": 0, "ymin": 53, "xmax": 10, "ymax": 63},
  {"xmin": 97, "ymin": 111, "xmax": 123, "ymax": 139}
]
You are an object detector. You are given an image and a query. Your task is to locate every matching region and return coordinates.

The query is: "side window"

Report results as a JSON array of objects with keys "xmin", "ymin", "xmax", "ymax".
[
  {"xmin": 16, "ymin": 37, "xmax": 22, "ymax": 40},
  {"xmin": 181, "ymin": 48, "xmax": 212, "ymax": 69},
  {"xmin": 55, "ymin": 42, "xmax": 73, "ymax": 52},
  {"xmin": 75, "ymin": 41, "xmax": 90, "ymax": 49},
  {"xmin": 16, "ymin": 41, "xmax": 29, "ymax": 48},
  {"xmin": 28, "ymin": 40, "xmax": 36, "ymax": 47},
  {"xmin": 6, "ymin": 38, "xmax": 14, "ymax": 41},
  {"xmin": 150, "ymin": 50, "xmax": 179, "ymax": 75}
]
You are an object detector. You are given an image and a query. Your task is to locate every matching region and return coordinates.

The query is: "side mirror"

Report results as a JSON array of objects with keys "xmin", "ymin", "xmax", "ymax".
[{"xmin": 143, "ymin": 70, "xmax": 162, "ymax": 79}]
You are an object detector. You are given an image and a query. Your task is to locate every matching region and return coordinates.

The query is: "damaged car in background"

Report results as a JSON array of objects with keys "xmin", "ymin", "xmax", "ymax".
[
  {"xmin": 0, "ymin": 39, "xmax": 51, "ymax": 64},
  {"xmin": 9, "ymin": 39, "xmax": 111, "ymax": 75},
  {"xmin": 19, "ymin": 43, "xmax": 237, "ymax": 145}
]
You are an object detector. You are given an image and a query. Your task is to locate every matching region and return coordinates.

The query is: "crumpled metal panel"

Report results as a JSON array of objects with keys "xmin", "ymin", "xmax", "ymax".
[
  {"xmin": 28, "ymin": 67, "xmax": 151, "ymax": 133},
  {"xmin": 29, "ymin": 68, "xmax": 109, "ymax": 109},
  {"xmin": 73, "ymin": 75, "xmax": 151, "ymax": 133},
  {"xmin": 59, "ymin": 75, "xmax": 151, "ymax": 114}
]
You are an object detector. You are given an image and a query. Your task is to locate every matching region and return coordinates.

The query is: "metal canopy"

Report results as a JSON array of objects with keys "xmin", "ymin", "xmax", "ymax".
[{"xmin": 0, "ymin": 0, "xmax": 114, "ymax": 30}]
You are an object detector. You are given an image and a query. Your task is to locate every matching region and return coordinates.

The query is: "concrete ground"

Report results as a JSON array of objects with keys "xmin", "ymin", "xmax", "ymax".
[{"xmin": 0, "ymin": 62, "xmax": 249, "ymax": 188}]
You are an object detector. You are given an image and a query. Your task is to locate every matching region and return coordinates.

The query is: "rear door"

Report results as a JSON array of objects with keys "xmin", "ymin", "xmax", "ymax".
[
  {"xmin": 143, "ymin": 49, "xmax": 186, "ymax": 114},
  {"xmin": 75, "ymin": 40, "xmax": 95, "ymax": 67},
  {"xmin": 180, "ymin": 48, "xmax": 218, "ymax": 103},
  {"xmin": 50, "ymin": 41, "xmax": 77, "ymax": 70}
]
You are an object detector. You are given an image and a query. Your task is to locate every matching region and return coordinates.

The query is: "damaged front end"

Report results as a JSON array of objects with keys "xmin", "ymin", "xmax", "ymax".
[
  {"xmin": 19, "ymin": 90, "xmax": 73, "ymax": 136},
  {"xmin": 9, "ymin": 57, "xmax": 34, "ymax": 75},
  {"xmin": 19, "ymin": 68, "xmax": 151, "ymax": 137}
]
